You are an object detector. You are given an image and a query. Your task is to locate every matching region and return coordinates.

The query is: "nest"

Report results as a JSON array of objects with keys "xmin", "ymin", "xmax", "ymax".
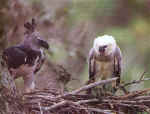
[
  {"xmin": 1, "ymin": 66, "xmax": 150, "ymax": 114},
  {"xmin": 0, "ymin": 77, "xmax": 150, "ymax": 114},
  {"xmin": 22, "ymin": 89, "xmax": 150, "ymax": 114}
]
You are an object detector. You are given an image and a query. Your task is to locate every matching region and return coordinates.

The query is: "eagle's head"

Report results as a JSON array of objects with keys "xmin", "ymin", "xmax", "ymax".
[
  {"xmin": 93, "ymin": 35, "xmax": 116, "ymax": 56},
  {"xmin": 23, "ymin": 18, "xmax": 49, "ymax": 50}
]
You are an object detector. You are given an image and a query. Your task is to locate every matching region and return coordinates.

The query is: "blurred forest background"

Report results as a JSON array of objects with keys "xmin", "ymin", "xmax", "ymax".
[{"xmin": 1, "ymin": 0, "xmax": 150, "ymax": 92}]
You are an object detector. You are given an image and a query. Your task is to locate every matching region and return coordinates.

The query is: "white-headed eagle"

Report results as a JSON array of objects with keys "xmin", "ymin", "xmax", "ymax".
[{"xmin": 87, "ymin": 35, "xmax": 122, "ymax": 94}]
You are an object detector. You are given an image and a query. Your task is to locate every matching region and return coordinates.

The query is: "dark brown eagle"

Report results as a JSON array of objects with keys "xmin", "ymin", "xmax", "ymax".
[{"xmin": 1, "ymin": 19, "xmax": 49, "ymax": 93}]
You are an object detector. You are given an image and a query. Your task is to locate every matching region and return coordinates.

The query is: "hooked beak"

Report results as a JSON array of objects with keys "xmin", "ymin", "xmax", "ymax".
[
  {"xmin": 99, "ymin": 45, "xmax": 107, "ymax": 54},
  {"xmin": 38, "ymin": 39, "xmax": 49, "ymax": 49}
]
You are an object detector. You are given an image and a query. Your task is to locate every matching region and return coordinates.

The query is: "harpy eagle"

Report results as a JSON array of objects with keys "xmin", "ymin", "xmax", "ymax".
[
  {"xmin": 88, "ymin": 35, "xmax": 122, "ymax": 94},
  {"xmin": 1, "ymin": 19, "xmax": 49, "ymax": 93}
]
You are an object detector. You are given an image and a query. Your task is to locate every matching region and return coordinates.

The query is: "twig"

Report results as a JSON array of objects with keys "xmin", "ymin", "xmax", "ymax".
[
  {"xmin": 139, "ymin": 70, "xmax": 147, "ymax": 81},
  {"xmin": 134, "ymin": 96, "xmax": 150, "ymax": 100},
  {"xmin": 119, "ymin": 78, "xmax": 150, "ymax": 89},
  {"xmin": 56, "ymin": 77, "xmax": 118, "ymax": 99},
  {"xmin": 103, "ymin": 99, "xmax": 150, "ymax": 105},
  {"xmin": 42, "ymin": 101, "xmax": 67, "ymax": 111},
  {"xmin": 118, "ymin": 71, "xmax": 148, "ymax": 94},
  {"xmin": 75, "ymin": 99, "xmax": 98, "ymax": 105},
  {"xmin": 41, "ymin": 100, "xmax": 80, "ymax": 111},
  {"xmin": 38, "ymin": 102, "xmax": 43, "ymax": 114},
  {"xmin": 71, "ymin": 77, "xmax": 118, "ymax": 94},
  {"xmin": 82, "ymin": 107, "xmax": 113, "ymax": 114},
  {"xmin": 116, "ymin": 103, "xmax": 150, "ymax": 112},
  {"xmin": 118, "ymin": 88, "xmax": 150, "ymax": 100}
]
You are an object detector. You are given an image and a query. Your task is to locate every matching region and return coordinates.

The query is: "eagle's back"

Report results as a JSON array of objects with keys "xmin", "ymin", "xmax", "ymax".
[
  {"xmin": 2, "ymin": 45, "xmax": 43, "ymax": 77},
  {"xmin": 2, "ymin": 46, "xmax": 27, "ymax": 69}
]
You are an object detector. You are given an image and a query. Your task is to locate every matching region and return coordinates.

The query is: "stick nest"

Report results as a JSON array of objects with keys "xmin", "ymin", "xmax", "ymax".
[{"xmin": 1, "ymin": 77, "xmax": 150, "ymax": 114}]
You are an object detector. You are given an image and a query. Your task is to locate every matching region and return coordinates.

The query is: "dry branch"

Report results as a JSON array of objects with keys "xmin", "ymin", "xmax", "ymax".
[
  {"xmin": 118, "ymin": 88, "xmax": 150, "ymax": 100},
  {"xmin": 82, "ymin": 108, "xmax": 113, "ymax": 114},
  {"xmin": 120, "ymin": 78, "xmax": 150, "ymax": 88},
  {"xmin": 71, "ymin": 77, "xmax": 118, "ymax": 94},
  {"xmin": 56, "ymin": 77, "xmax": 118, "ymax": 99}
]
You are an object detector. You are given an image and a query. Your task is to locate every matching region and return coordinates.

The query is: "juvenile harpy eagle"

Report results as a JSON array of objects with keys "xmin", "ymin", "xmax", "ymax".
[
  {"xmin": 2, "ymin": 19, "xmax": 49, "ymax": 93},
  {"xmin": 88, "ymin": 35, "xmax": 122, "ymax": 93}
]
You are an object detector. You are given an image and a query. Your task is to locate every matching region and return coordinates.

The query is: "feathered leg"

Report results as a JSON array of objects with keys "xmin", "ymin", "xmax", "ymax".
[{"xmin": 23, "ymin": 73, "xmax": 35, "ymax": 93}]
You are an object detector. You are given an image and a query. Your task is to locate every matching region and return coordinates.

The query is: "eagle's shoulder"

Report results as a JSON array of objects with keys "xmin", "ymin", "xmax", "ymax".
[
  {"xmin": 3, "ymin": 45, "xmax": 42, "ymax": 68},
  {"xmin": 2, "ymin": 46, "xmax": 27, "ymax": 68}
]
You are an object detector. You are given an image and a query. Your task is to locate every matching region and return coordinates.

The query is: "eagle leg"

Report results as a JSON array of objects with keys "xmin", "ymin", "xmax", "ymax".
[{"xmin": 23, "ymin": 73, "xmax": 35, "ymax": 93}]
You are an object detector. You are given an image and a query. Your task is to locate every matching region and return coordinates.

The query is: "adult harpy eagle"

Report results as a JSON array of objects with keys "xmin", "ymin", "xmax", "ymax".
[{"xmin": 1, "ymin": 19, "xmax": 49, "ymax": 93}]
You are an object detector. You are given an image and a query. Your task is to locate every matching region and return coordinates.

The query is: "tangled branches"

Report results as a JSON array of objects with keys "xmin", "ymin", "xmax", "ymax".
[
  {"xmin": 1, "ymin": 66, "xmax": 150, "ymax": 114},
  {"xmin": 21, "ymin": 77, "xmax": 150, "ymax": 114}
]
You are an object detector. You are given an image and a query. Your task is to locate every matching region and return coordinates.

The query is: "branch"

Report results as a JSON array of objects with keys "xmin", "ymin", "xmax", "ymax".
[
  {"xmin": 82, "ymin": 108, "xmax": 113, "ymax": 114},
  {"xmin": 75, "ymin": 99, "xmax": 98, "ymax": 105},
  {"xmin": 41, "ymin": 98, "xmax": 112, "ymax": 114},
  {"xmin": 118, "ymin": 88, "xmax": 150, "ymax": 100},
  {"xmin": 118, "ymin": 70, "xmax": 147, "ymax": 94},
  {"xmin": 139, "ymin": 70, "xmax": 147, "ymax": 81},
  {"xmin": 41, "ymin": 100, "xmax": 80, "ymax": 111},
  {"xmin": 134, "ymin": 96, "xmax": 150, "ymax": 100},
  {"xmin": 38, "ymin": 102, "xmax": 43, "ymax": 114},
  {"xmin": 118, "ymin": 78, "xmax": 150, "ymax": 89},
  {"xmin": 56, "ymin": 77, "xmax": 118, "ymax": 98},
  {"xmin": 71, "ymin": 77, "xmax": 118, "ymax": 94}
]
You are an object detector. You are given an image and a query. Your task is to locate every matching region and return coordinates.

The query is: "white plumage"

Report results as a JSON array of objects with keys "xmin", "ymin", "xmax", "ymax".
[
  {"xmin": 88, "ymin": 35, "xmax": 122, "ymax": 94},
  {"xmin": 93, "ymin": 35, "xmax": 117, "ymax": 56}
]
